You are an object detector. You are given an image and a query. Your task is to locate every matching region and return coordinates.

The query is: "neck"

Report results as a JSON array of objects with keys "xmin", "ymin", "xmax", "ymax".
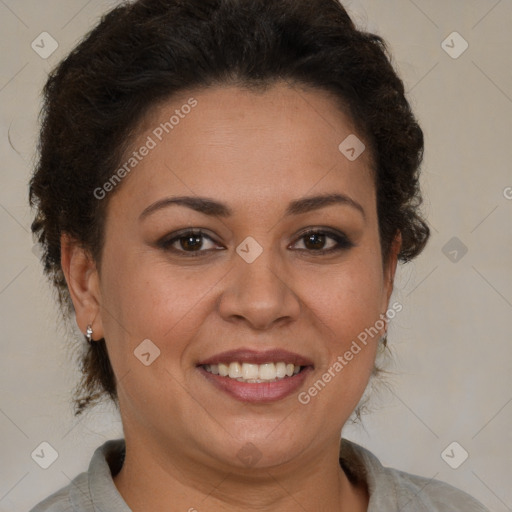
[{"xmin": 113, "ymin": 435, "xmax": 368, "ymax": 512}]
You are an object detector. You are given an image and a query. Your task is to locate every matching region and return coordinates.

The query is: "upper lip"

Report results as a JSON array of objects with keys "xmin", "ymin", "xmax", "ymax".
[{"xmin": 197, "ymin": 348, "xmax": 314, "ymax": 367}]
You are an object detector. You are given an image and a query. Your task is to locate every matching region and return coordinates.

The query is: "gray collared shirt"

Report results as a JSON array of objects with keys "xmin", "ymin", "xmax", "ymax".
[{"xmin": 29, "ymin": 438, "xmax": 490, "ymax": 511}]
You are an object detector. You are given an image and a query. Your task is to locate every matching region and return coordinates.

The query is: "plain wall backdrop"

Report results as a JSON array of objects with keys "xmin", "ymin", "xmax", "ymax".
[{"xmin": 0, "ymin": 0, "xmax": 511, "ymax": 510}]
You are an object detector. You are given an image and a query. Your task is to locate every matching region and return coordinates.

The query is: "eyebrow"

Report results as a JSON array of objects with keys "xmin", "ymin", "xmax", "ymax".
[{"xmin": 139, "ymin": 193, "xmax": 365, "ymax": 221}]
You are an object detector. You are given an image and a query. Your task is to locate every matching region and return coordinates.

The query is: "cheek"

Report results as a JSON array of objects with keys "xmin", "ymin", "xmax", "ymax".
[
  {"xmin": 298, "ymin": 267, "xmax": 382, "ymax": 413},
  {"xmin": 99, "ymin": 250, "xmax": 218, "ymax": 349},
  {"xmin": 296, "ymin": 253, "xmax": 385, "ymax": 403},
  {"xmin": 303, "ymin": 262, "xmax": 385, "ymax": 336}
]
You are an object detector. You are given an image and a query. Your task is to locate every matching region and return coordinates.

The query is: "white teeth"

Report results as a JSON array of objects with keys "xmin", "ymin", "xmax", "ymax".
[
  {"xmin": 259, "ymin": 363, "xmax": 276, "ymax": 380},
  {"xmin": 275, "ymin": 362, "xmax": 286, "ymax": 378},
  {"xmin": 228, "ymin": 362, "xmax": 242, "ymax": 378},
  {"xmin": 203, "ymin": 361, "xmax": 303, "ymax": 382},
  {"xmin": 242, "ymin": 363, "xmax": 259, "ymax": 380}
]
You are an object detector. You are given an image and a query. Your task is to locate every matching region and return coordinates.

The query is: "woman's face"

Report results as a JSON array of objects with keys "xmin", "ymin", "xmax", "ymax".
[{"xmin": 81, "ymin": 83, "xmax": 399, "ymax": 470}]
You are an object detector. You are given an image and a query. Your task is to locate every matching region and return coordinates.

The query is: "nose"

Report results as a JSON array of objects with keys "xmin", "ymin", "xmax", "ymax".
[{"xmin": 217, "ymin": 249, "xmax": 301, "ymax": 331}]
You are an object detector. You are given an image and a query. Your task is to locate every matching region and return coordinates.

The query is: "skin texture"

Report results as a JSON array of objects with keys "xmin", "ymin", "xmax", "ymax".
[{"xmin": 61, "ymin": 82, "xmax": 401, "ymax": 511}]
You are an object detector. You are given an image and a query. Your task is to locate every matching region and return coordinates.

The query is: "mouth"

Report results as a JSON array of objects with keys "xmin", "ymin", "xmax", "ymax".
[
  {"xmin": 196, "ymin": 349, "xmax": 313, "ymax": 403},
  {"xmin": 202, "ymin": 361, "xmax": 304, "ymax": 382}
]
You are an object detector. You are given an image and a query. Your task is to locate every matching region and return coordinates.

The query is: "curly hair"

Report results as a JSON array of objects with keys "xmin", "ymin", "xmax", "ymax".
[{"xmin": 29, "ymin": 0, "xmax": 429, "ymax": 416}]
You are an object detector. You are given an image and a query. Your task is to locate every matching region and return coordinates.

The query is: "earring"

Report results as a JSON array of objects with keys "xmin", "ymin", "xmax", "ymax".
[{"xmin": 85, "ymin": 325, "xmax": 93, "ymax": 344}]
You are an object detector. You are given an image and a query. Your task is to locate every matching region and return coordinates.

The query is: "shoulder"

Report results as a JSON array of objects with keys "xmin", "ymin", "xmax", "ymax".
[
  {"xmin": 340, "ymin": 438, "xmax": 490, "ymax": 512},
  {"xmin": 28, "ymin": 438, "xmax": 126, "ymax": 512},
  {"xmin": 388, "ymin": 466, "xmax": 490, "ymax": 511},
  {"xmin": 27, "ymin": 472, "xmax": 88, "ymax": 512}
]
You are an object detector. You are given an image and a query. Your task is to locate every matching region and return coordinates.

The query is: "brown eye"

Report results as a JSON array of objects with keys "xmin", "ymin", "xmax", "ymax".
[
  {"xmin": 179, "ymin": 234, "xmax": 204, "ymax": 251},
  {"xmin": 303, "ymin": 232, "xmax": 327, "ymax": 250},
  {"xmin": 292, "ymin": 229, "xmax": 354, "ymax": 254},
  {"xmin": 158, "ymin": 229, "xmax": 222, "ymax": 257}
]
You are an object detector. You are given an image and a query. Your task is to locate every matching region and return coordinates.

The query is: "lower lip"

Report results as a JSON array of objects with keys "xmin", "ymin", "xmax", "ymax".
[{"xmin": 198, "ymin": 366, "xmax": 312, "ymax": 403}]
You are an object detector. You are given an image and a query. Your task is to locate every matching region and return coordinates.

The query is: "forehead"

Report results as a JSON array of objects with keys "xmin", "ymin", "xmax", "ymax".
[{"xmin": 107, "ymin": 83, "xmax": 376, "ymax": 219}]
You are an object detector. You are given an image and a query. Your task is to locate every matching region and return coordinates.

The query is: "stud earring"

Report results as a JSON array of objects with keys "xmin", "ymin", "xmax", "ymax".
[{"xmin": 85, "ymin": 325, "xmax": 93, "ymax": 344}]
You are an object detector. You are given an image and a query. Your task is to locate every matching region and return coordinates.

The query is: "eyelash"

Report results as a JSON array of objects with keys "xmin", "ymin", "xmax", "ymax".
[{"xmin": 157, "ymin": 228, "xmax": 355, "ymax": 258}]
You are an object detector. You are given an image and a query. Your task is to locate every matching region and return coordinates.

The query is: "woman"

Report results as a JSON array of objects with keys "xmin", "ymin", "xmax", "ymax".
[{"xmin": 28, "ymin": 0, "xmax": 490, "ymax": 510}]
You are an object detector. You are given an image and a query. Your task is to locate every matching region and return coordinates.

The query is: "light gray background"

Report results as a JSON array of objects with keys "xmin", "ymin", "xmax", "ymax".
[{"xmin": 1, "ymin": 1, "xmax": 511, "ymax": 510}]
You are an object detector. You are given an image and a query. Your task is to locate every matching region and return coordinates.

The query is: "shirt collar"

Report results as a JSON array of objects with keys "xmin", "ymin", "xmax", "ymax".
[{"xmin": 71, "ymin": 436, "xmax": 432, "ymax": 512}]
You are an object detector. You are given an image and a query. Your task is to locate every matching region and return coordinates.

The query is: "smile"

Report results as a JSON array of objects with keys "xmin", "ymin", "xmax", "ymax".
[{"xmin": 202, "ymin": 362, "xmax": 303, "ymax": 383}]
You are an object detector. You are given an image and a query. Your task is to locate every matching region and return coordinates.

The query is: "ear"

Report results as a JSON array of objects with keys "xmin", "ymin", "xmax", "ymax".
[
  {"xmin": 381, "ymin": 230, "xmax": 402, "ymax": 311},
  {"xmin": 60, "ymin": 234, "xmax": 104, "ymax": 341}
]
